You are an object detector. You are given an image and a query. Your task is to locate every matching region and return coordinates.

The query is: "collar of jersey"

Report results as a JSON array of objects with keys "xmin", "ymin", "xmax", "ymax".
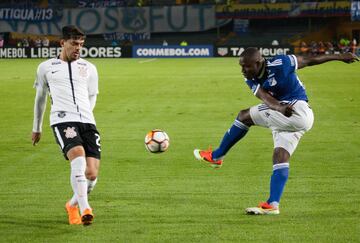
[{"xmin": 255, "ymin": 61, "xmax": 268, "ymax": 83}]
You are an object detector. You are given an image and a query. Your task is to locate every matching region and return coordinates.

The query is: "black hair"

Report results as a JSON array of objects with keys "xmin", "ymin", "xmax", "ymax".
[
  {"xmin": 62, "ymin": 25, "xmax": 85, "ymax": 40},
  {"xmin": 240, "ymin": 47, "xmax": 259, "ymax": 59}
]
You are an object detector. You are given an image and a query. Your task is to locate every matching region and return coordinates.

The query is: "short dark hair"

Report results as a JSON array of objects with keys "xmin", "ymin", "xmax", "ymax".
[
  {"xmin": 240, "ymin": 47, "xmax": 259, "ymax": 59},
  {"xmin": 62, "ymin": 25, "xmax": 85, "ymax": 40}
]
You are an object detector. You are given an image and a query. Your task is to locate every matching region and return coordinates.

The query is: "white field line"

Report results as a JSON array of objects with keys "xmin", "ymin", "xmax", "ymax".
[{"xmin": 138, "ymin": 58, "xmax": 157, "ymax": 64}]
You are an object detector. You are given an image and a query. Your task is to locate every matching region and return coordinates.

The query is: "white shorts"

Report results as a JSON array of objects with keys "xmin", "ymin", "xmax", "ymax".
[{"xmin": 249, "ymin": 100, "xmax": 314, "ymax": 155}]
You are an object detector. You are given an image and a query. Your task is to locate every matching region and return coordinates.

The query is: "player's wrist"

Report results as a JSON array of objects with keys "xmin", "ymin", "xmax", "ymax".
[{"xmin": 274, "ymin": 104, "xmax": 284, "ymax": 113}]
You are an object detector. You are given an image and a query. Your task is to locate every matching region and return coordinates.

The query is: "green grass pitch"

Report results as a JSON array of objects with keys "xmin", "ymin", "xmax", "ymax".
[{"xmin": 0, "ymin": 57, "xmax": 359, "ymax": 242}]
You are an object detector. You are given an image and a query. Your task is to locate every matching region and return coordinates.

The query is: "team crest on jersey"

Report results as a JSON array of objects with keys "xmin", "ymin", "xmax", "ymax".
[
  {"xmin": 78, "ymin": 66, "xmax": 88, "ymax": 77},
  {"xmin": 269, "ymin": 77, "xmax": 277, "ymax": 86},
  {"xmin": 64, "ymin": 127, "xmax": 77, "ymax": 139}
]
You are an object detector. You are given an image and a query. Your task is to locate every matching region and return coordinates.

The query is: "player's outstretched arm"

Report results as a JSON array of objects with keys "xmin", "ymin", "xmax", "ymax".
[
  {"xmin": 32, "ymin": 87, "xmax": 47, "ymax": 146},
  {"xmin": 297, "ymin": 52, "xmax": 359, "ymax": 69},
  {"xmin": 256, "ymin": 87, "xmax": 293, "ymax": 117}
]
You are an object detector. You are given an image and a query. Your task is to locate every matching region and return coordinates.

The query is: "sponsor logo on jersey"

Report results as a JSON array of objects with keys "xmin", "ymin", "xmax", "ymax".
[
  {"xmin": 51, "ymin": 70, "xmax": 60, "ymax": 74},
  {"xmin": 64, "ymin": 127, "xmax": 77, "ymax": 139},
  {"xmin": 51, "ymin": 61, "xmax": 61, "ymax": 65}
]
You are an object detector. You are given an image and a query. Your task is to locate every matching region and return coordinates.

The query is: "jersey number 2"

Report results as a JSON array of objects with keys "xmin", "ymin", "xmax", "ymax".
[{"xmin": 95, "ymin": 133, "xmax": 101, "ymax": 152}]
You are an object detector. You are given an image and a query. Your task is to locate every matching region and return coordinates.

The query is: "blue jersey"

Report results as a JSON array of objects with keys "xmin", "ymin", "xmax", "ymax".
[{"xmin": 245, "ymin": 55, "xmax": 308, "ymax": 102}]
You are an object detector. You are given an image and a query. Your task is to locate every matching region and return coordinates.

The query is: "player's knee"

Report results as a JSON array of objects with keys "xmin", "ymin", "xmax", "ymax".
[
  {"xmin": 273, "ymin": 147, "xmax": 290, "ymax": 164},
  {"xmin": 85, "ymin": 169, "xmax": 98, "ymax": 180},
  {"xmin": 67, "ymin": 146, "xmax": 85, "ymax": 161},
  {"xmin": 87, "ymin": 175, "xmax": 97, "ymax": 181},
  {"xmin": 237, "ymin": 109, "xmax": 247, "ymax": 120},
  {"xmin": 237, "ymin": 109, "xmax": 253, "ymax": 127},
  {"xmin": 86, "ymin": 157, "xmax": 99, "ymax": 180}
]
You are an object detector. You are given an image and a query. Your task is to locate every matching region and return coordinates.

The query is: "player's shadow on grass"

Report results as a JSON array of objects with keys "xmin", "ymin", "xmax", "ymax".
[{"xmin": 0, "ymin": 216, "xmax": 79, "ymax": 233}]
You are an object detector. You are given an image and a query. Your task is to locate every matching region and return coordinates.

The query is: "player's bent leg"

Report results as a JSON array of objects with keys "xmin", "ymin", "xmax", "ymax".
[
  {"xmin": 194, "ymin": 108, "xmax": 253, "ymax": 169},
  {"xmin": 236, "ymin": 108, "xmax": 254, "ymax": 127},
  {"xmin": 86, "ymin": 157, "xmax": 100, "ymax": 194},
  {"xmin": 70, "ymin": 156, "xmax": 92, "ymax": 215},
  {"xmin": 211, "ymin": 117, "xmax": 250, "ymax": 160},
  {"xmin": 290, "ymin": 100, "xmax": 314, "ymax": 132},
  {"xmin": 69, "ymin": 180, "xmax": 98, "ymax": 206},
  {"xmin": 69, "ymin": 157, "xmax": 100, "ymax": 205},
  {"xmin": 193, "ymin": 148, "xmax": 223, "ymax": 168},
  {"xmin": 67, "ymin": 148, "xmax": 86, "ymax": 207},
  {"xmin": 77, "ymin": 158, "xmax": 99, "ymax": 225},
  {"xmin": 68, "ymin": 147, "xmax": 93, "ymax": 225}
]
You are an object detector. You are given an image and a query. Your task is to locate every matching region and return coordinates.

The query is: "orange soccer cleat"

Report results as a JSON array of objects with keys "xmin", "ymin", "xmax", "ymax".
[
  {"xmin": 65, "ymin": 202, "xmax": 82, "ymax": 225},
  {"xmin": 81, "ymin": 208, "xmax": 94, "ymax": 226},
  {"xmin": 245, "ymin": 202, "xmax": 280, "ymax": 215},
  {"xmin": 193, "ymin": 148, "xmax": 223, "ymax": 169}
]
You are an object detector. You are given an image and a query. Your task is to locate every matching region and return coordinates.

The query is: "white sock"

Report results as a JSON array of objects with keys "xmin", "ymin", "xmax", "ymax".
[
  {"xmin": 87, "ymin": 178, "xmax": 98, "ymax": 194},
  {"xmin": 69, "ymin": 177, "xmax": 98, "ymax": 206},
  {"xmin": 69, "ymin": 194, "xmax": 77, "ymax": 206},
  {"xmin": 70, "ymin": 157, "xmax": 90, "ymax": 214}
]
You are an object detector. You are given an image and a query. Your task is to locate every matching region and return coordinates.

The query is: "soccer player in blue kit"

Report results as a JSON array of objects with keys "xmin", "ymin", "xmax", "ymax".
[{"xmin": 194, "ymin": 47, "xmax": 358, "ymax": 215}]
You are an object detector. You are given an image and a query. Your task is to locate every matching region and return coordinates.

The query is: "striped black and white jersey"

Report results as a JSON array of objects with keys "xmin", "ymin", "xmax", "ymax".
[{"xmin": 33, "ymin": 57, "xmax": 98, "ymax": 130}]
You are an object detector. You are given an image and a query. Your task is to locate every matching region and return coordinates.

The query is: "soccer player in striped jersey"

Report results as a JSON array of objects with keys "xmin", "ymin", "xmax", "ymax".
[
  {"xmin": 194, "ymin": 47, "xmax": 358, "ymax": 215},
  {"xmin": 32, "ymin": 25, "xmax": 100, "ymax": 225}
]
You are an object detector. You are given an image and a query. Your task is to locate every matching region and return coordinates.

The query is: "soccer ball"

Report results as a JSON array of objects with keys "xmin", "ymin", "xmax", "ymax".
[{"xmin": 145, "ymin": 129, "xmax": 170, "ymax": 153}]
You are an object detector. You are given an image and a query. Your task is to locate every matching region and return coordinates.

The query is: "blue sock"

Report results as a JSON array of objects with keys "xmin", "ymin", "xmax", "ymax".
[
  {"xmin": 212, "ymin": 119, "xmax": 249, "ymax": 160},
  {"xmin": 267, "ymin": 163, "xmax": 289, "ymax": 206}
]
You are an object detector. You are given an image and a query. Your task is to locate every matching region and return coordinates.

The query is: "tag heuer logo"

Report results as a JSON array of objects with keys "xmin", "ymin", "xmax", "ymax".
[{"xmin": 217, "ymin": 47, "xmax": 228, "ymax": 56}]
